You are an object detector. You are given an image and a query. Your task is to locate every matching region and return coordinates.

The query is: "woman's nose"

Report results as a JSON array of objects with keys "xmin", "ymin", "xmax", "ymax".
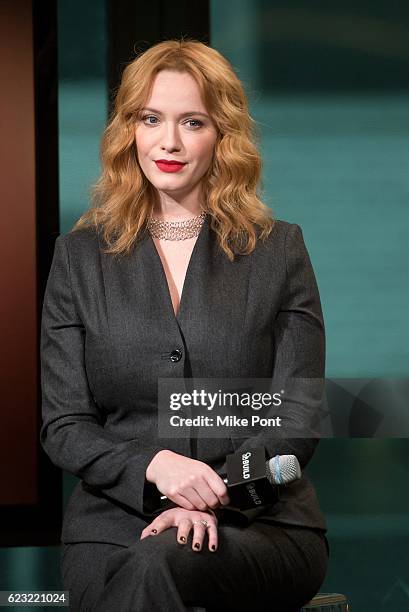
[{"xmin": 160, "ymin": 122, "xmax": 182, "ymax": 149}]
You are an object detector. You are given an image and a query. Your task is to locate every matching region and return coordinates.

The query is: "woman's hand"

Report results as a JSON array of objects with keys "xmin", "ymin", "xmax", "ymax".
[
  {"xmin": 146, "ymin": 450, "xmax": 230, "ymax": 512},
  {"xmin": 140, "ymin": 507, "xmax": 219, "ymax": 552}
]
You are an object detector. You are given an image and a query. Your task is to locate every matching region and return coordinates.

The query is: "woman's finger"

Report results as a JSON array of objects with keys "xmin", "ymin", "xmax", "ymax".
[
  {"xmin": 171, "ymin": 493, "xmax": 196, "ymax": 511},
  {"xmin": 140, "ymin": 515, "xmax": 169, "ymax": 540},
  {"xmin": 176, "ymin": 517, "xmax": 192, "ymax": 545},
  {"xmin": 200, "ymin": 475, "xmax": 224, "ymax": 509},
  {"xmin": 184, "ymin": 486, "xmax": 210, "ymax": 512},
  {"xmin": 191, "ymin": 520, "xmax": 210, "ymax": 552},
  {"xmin": 206, "ymin": 522, "xmax": 218, "ymax": 552}
]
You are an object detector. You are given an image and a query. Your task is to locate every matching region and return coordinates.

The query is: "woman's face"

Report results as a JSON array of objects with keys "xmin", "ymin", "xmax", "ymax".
[{"xmin": 134, "ymin": 70, "xmax": 218, "ymax": 202}]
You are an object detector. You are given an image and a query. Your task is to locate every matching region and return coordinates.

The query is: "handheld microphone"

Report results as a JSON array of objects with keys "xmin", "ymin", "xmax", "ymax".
[
  {"xmin": 159, "ymin": 447, "xmax": 301, "ymax": 511},
  {"xmin": 221, "ymin": 447, "xmax": 301, "ymax": 509}
]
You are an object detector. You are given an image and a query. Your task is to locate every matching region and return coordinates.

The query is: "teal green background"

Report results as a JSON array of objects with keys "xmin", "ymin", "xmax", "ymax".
[
  {"xmin": 1, "ymin": 1, "xmax": 408, "ymax": 610},
  {"xmin": 210, "ymin": 3, "xmax": 409, "ymax": 609}
]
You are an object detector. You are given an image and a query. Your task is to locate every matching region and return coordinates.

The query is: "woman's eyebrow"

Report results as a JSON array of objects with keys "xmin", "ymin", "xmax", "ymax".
[{"xmin": 141, "ymin": 107, "xmax": 209, "ymax": 118}]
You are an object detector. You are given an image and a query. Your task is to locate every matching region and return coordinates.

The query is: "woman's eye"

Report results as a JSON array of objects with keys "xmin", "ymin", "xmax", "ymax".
[
  {"xmin": 186, "ymin": 119, "xmax": 203, "ymax": 128},
  {"xmin": 141, "ymin": 115, "xmax": 158, "ymax": 125},
  {"xmin": 141, "ymin": 115, "xmax": 203, "ymax": 129}
]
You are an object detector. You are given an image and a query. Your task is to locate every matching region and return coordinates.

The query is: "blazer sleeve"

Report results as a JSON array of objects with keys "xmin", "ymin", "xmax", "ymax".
[
  {"xmin": 215, "ymin": 223, "xmax": 326, "ymax": 525},
  {"xmin": 40, "ymin": 234, "xmax": 165, "ymax": 516}
]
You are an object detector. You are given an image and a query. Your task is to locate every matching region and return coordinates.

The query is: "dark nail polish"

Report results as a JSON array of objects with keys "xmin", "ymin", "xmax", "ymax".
[
  {"xmin": 151, "ymin": 529, "xmax": 157, "ymax": 534},
  {"xmin": 179, "ymin": 536, "xmax": 186, "ymax": 543},
  {"xmin": 211, "ymin": 545, "xmax": 216, "ymax": 551},
  {"xmin": 194, "ymin": 543, "xmax": 200, "ymax": 549}
]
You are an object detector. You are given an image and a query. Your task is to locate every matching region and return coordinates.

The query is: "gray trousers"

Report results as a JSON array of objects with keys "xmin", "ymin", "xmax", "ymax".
[{"xmin": 61, "ymin": 519, "xmax": 329, "ymax": 612}]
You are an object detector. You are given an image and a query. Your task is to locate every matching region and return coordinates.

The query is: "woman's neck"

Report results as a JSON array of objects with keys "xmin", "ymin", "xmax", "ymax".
[{"xmin": 153, "ymin": 189, "xmax": 205, "ymax": 221}]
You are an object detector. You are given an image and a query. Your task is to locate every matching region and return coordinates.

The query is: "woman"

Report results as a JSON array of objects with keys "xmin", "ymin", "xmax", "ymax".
[{"xmin": 40, "ymin": 38, "xmax": 329, "ymax": 611}]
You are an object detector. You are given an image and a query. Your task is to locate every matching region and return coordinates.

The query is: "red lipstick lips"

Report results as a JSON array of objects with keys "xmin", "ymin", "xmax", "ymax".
[{"xmin": 155, "ymin": 159, "xmax": 186, "ymax": 173}]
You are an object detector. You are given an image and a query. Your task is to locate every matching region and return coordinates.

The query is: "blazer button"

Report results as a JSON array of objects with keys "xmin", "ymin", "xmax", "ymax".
[{"xmin": 170, "ymin": 349, "xmax": 182, "ymax": 362}]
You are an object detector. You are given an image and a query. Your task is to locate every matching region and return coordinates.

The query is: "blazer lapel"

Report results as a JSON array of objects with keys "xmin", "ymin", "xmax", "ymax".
[
  {"xmin": 144, "ymin": 213, "xmax": 211, "ymax": 329},
  {"xmin": 169, "ymin": 214, "xmax": 253, "ymax": 378}
]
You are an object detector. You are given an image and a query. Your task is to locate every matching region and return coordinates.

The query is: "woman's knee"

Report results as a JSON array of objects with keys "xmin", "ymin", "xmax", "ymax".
[
  {"xmin": 60, "ymin": 542, "xmax": 125, "ymax": 612},
  {"xmin": 104, "ymin": 527, "xmax": 220, "ymax": 587},
  {"xmin": 108, "ymin": 528, "xmax": 205, "ymax": 572}
]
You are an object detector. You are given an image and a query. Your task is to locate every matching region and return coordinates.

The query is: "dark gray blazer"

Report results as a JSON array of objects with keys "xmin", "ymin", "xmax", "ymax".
[{"xmin": 40, "ymin": 215, "xmax": 327, "ymax": 546}]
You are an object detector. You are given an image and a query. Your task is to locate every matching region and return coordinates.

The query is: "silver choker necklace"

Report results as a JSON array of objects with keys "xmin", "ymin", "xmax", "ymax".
[{"xmin": 147, "ymin": 211, "xmax": 207, "ymax": 240}]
